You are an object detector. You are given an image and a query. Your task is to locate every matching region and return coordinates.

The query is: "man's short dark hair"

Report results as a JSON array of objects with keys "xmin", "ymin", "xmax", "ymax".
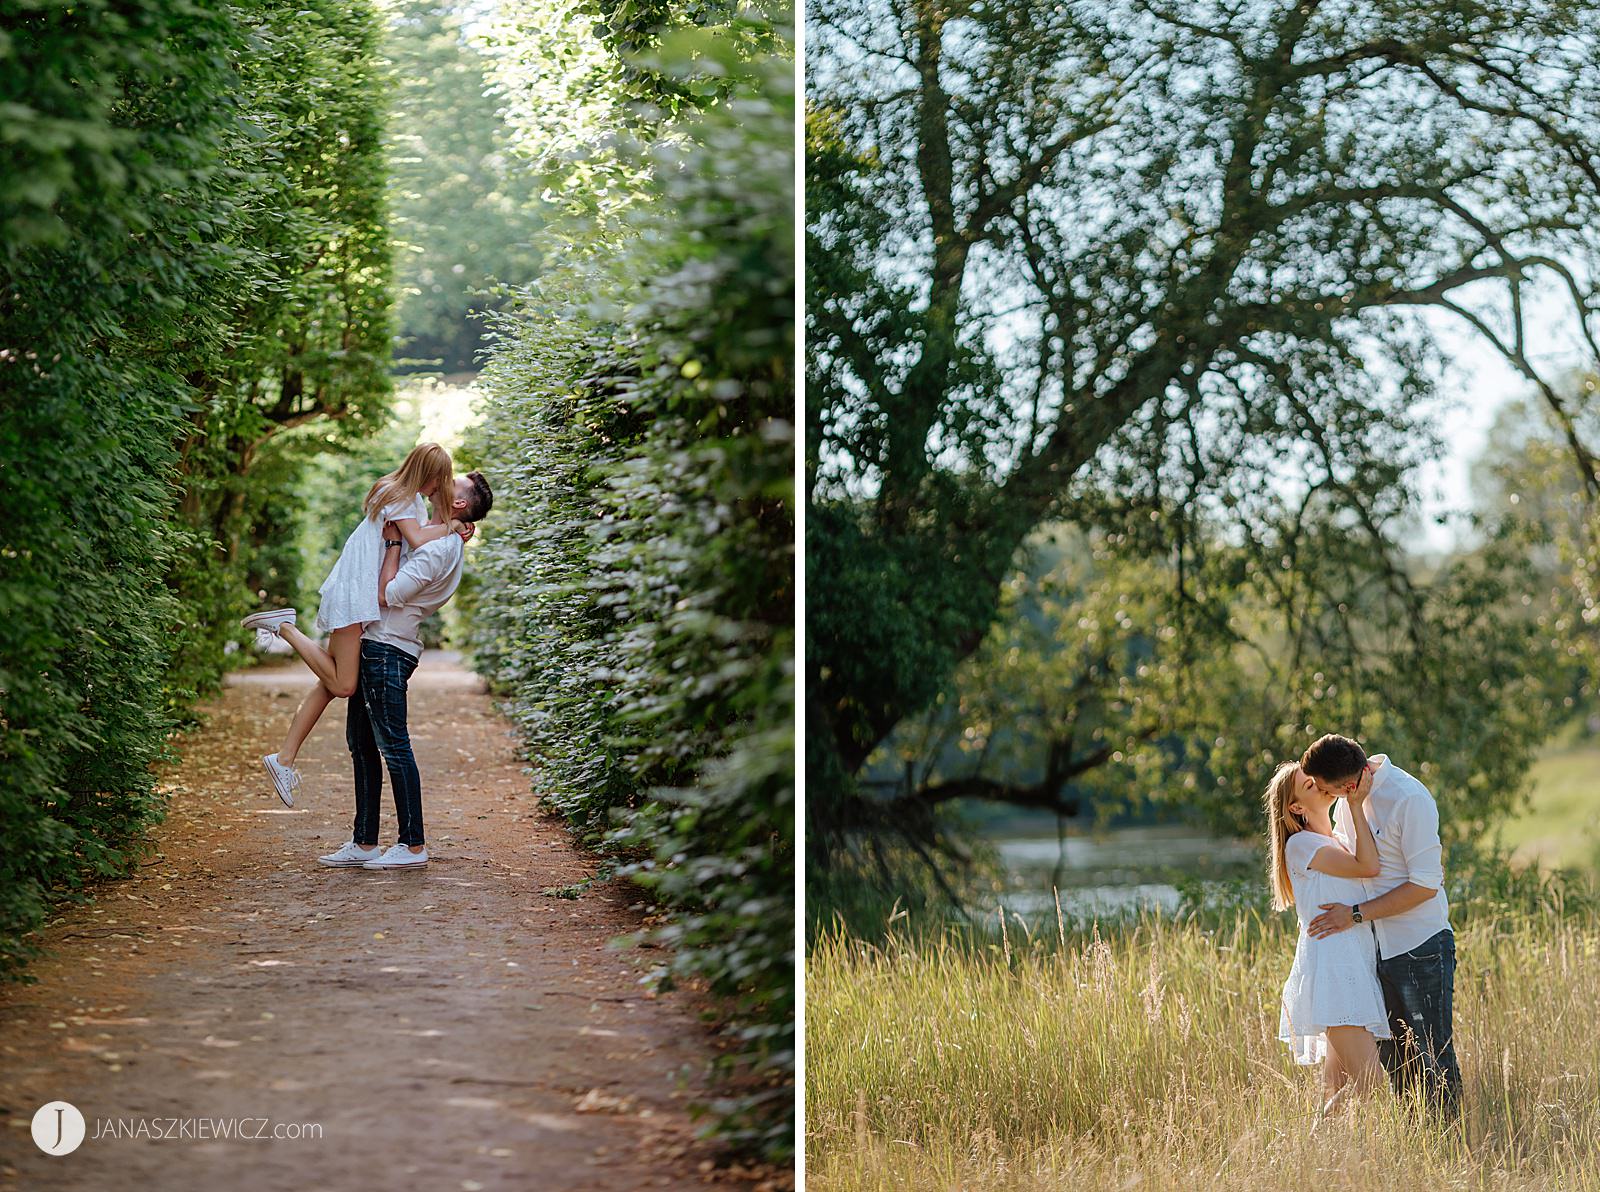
[
  {"xmin": 1300, "ymin": 733, "xmax": 1367, "ymax": 783},
  {"xmin": 462, "ymin": 470, "xmax": 493, "ymax": 522}
]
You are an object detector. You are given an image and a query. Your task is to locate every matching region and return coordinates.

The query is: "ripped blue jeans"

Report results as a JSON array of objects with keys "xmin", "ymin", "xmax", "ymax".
[{"xmin": 1376, "ymin": 928, "xmax": 1461, "ymax": 1115}]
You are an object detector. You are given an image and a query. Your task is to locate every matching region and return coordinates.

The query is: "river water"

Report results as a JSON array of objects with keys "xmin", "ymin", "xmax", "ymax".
[{"xmin": 984, "ymin": 824, "xmax": 1261, "ymax": 919}]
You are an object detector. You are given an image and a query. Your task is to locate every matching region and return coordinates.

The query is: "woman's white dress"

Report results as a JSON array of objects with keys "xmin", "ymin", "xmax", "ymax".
[
  {"xmin": 314, "ymin": 495, "xmax": 427, "ymax": 634},
  {"xmin": 1278, "ymin": 829, "xmax": 1393, "ymax": 1065}
]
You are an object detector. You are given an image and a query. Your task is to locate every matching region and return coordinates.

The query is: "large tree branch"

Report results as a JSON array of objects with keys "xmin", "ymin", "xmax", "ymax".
[
  {"xmin": 1412, "ymin": 294, "xmax": 1600, "ymax": 498},
  {"xmin": 907, "ymin": 773, "xmax": 1086, "ymax": 814},
  {"xmin": 968, "ymin": 113, "xmax": 1113, "ymax": 233}
]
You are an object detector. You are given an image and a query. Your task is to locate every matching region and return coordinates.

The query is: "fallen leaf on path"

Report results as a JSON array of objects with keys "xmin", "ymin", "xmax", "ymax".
[
  {"xmin": 574, "ymin": 1089, "xmax": 635, "ymax": 1114},
  {"xmin": 72, "ymin": 1016, "xmax": 151, "ymax": 1026},
  {"xmin": 444, "ymin": 1096, "xmax": 500, "ymax": 1110}
]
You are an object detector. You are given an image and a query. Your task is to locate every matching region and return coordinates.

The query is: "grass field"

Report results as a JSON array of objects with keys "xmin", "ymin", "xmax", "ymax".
[
  {"xmin": 806, "ymin": 903, "xmax": 1600, "ymax": 1190},
  {"xmin": 1496, "ymin": 742, "xmax": 1600, "ymax": 872}
]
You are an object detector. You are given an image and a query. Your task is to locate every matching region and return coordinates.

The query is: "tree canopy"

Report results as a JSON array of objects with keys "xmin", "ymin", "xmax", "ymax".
[
  {"xmin": 807, "ymin": 0, "xmax": 1600, "ymax": 844},
  {"xmin": 385, "ymin": 1, "xmax": 544, "ymax": 372}
]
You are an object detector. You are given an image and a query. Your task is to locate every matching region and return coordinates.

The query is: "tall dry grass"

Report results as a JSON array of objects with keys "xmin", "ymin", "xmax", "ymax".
[{"xmin": 806, "ymin": 904, "xmax": 1600, "ymax": 1190}]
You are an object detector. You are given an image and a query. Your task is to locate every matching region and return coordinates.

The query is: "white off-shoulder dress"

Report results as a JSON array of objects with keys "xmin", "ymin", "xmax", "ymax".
[
  {"xmin": 1277, "ymin": 829, "xmax": 1393, "ymax": 1065},
  {"xmin": 314, "ymin": 495, "xmax": 427, "ymax": 634}
]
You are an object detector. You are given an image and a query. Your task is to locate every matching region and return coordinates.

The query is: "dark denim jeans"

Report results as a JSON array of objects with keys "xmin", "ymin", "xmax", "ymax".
[
  {"xmin": 346, "ymin": 640, "xmax": 424, "ymax": 848},
  {"xmin": 1376, "ymin": 928, "xmax": 1461, "ymax": 1115}
]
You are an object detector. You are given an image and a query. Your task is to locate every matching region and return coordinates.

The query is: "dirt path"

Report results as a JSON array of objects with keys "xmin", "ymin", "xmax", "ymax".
[{"xmin": 0, "ymin": 653, "xmax": 775, "ymax": 1191}]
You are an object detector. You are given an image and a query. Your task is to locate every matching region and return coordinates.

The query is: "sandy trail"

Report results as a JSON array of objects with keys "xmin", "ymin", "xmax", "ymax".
[{"xmin": 0, "ymin": 652, "xmax": 762, "ymax": 1190}]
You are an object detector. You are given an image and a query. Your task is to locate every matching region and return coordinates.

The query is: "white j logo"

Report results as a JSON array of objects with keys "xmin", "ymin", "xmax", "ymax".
[{"xmin": 31, "ymin": 1101, "xmax": 86, "ymax": 1155}]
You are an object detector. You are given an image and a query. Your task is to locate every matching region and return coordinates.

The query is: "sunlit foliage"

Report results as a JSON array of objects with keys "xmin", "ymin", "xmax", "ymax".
[
  {"xmin": 462, "ymin": 1, "xmax": 795, "ymax": 1158},
  {"xmin": 0, "ymin": 0, "xmax": 392, "ymax": 975}
]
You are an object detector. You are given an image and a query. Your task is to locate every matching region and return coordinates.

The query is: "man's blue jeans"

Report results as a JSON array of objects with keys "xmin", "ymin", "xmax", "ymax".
[
  {"xmin": 346, "ymin": 641, "xmax": 424, "ymax": 848},
  {"xmin": 1376, "ymin": 928, "xmax": 1462, "ymax": 1114}
]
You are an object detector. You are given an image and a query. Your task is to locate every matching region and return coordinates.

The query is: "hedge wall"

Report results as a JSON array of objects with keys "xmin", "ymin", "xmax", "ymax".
[
  {"xmin": 0, "ymin": 0, "xmax": 392, "ymax": 975},
  {"xmin": 462, "ymin": 8, "xmax": 795, "ymax": 1158}
]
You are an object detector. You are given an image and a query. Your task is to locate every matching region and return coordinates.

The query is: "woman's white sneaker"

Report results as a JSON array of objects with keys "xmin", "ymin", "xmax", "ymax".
[
  {"xmin": 362, "ymin": 844, "xmax": 429, "ymax": 869},
  {"xmin": 318, "ymin": 842, "xmax": 382, "ymax": 868},
  {"xmin": 262, "ymin": 753, "xmax": 302, "ymax": 807},
  {"xmin": 241, "ymin": 608, "xmax": 298, "ymax": 634}
]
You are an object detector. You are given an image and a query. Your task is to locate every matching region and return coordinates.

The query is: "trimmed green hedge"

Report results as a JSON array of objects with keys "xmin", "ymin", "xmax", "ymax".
[
  {"xmin": 462, "ymin": 12, "xmax": 794, "ymax": 1158},
  {"xmin": 0, "ymin": 0, "xmax": 392, "ymax": 976}
]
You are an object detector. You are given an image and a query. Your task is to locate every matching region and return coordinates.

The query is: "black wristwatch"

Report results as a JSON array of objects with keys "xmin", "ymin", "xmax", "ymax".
[
  {"xmin": 384, "ymin": 539, "xmax": 403, "ymax": 549},
  {"xmin": 1351, "ymin": 904, "xmax": 1364, "ymax": 924}
]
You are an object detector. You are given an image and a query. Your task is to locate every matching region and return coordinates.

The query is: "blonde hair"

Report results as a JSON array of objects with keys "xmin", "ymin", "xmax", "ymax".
[
  {"xmin": 1265, "ymin": 760, "xmax": 1308, "ymax": 911},
  {"xmin": 364, "ymin": 442, "xmax": 454, "ymax": 522}
]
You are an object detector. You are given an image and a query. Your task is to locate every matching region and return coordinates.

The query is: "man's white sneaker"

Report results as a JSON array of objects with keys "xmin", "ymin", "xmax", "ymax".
[
  {"xmin": 262, "ymin": 753, "xmax": 302, "ymax": 807},
  {"xmin": 242, "ymin": 608, "xmax": 297, "ymax": 635},
  {"xmin": 362, "ymin": 844, "xmax": 430, "ymax": 869},
  {"xmin": 318, "ymin": 841, "xmax": 383, "ymax": 868}
]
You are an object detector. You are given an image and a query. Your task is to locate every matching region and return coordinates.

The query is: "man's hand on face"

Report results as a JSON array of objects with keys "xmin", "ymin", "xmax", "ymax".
[{"xmin": 1309, "ymin": 903, "xmax": 1355, "ymax": 938}]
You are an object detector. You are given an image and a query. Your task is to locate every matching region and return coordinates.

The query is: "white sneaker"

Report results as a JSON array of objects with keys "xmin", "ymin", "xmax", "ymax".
[
  {"xmin": 262, "ymin": 753, "xmax": 302, "ymax": 807},
  {"xmin": 362, "ymin": 844, "xmax": 430, "ymax": 869},
  {"xmin": 242, "ymin": 608, "xmax": 297, "ymax": 636},
  {"xmin": 318, "ymin": 841, "xmax": 382, "ymax": 868}
]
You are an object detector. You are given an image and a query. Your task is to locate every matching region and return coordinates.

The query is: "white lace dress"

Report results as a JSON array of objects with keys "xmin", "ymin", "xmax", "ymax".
[
  {"xmin": 314, "ymin": 495, "xmax": 427, "ymax": 634},
  {"xmin": 1277, "ymin": 830, "xmax": 1393, "ymax": 1065}
]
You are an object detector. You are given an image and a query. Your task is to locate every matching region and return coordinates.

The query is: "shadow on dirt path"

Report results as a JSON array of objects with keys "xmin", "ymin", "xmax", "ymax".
[{"xmin": 1, "ymin": 652, "xmax": 778, "ymax": 1191}]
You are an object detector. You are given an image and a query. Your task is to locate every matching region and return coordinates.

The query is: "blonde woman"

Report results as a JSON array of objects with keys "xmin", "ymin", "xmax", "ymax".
[
  {"xmin": 241, "ymin": 443, "xmax": 471, "ymax": 804},
  {"xmin": 1267, "ymin": 759, "xmax": 1390, "ymax": 1115}
]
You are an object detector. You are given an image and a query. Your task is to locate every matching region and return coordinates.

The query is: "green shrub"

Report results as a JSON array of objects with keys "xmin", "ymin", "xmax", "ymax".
[
  {"xmin": 0, "ymin": 0, "xmax": 391, "ymax": 975},
  {"xmin": 463, "ymin": 8, "xmax": 794, "ymax": 1158}
]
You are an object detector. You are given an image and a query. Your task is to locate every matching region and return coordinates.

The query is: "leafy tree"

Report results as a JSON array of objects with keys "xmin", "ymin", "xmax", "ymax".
[
  {"xmin": 1471, "ymin": 386, "xmax": 1600, "ymax": 715},
  {"xmin": 884, "ymin": 514, "xmax": 1570, "ymax": 855},
  {"xmin": 807, "ymin": 0, "xmax": 1600, "ymax": 841},
  {"xmin": 385, "ymin": 1, "xmax": 544, "ymax": 372}
]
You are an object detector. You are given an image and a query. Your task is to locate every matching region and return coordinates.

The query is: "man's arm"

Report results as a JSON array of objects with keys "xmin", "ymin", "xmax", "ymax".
[
  {"xmin": 377, "ymin": 522, "xmax": 405, "ymax": 608},
  {"xmin": 383, "ymin": 534, "xmax": 458, "ymax": 608},
  {"xmin": 1309, "ymin": 789, "xmax": 1444, "ymax": 938},
  {"xmin": 1308, "ymin": 882, "xmax": 1436, "ymax": 938}
]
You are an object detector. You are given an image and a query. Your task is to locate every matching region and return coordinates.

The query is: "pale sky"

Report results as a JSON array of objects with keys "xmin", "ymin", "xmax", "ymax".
[{"xmin": 1410, "ymin": 281, "xmax": 1586, "ymax": 555}]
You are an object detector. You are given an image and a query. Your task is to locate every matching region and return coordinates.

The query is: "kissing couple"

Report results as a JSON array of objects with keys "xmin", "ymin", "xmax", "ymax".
[{"xmin": 1267, "ymin": 734, "xmax": 1462, "ymax": 1118}]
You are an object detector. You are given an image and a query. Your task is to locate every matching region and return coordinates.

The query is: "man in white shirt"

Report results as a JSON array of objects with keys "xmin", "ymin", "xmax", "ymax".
[
  {"xmin": 316, "ymin": 471, "xmax": 493, "ymax": 873},
  {"xmin": 1302, "ymin": 733, "xmax": 1461, "ymax": 1115}
]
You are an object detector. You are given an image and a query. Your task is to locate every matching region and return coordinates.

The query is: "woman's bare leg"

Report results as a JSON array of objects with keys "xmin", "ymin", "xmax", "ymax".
[
  {"xmin": 1318, "ymin": 1048, "xmax": 1349, "ymax": 1118},
  {"xmin": 279, "ymin": 623, "xmax": 364, "ymax": 697},
  {"xmin": 1324, "ymin": 1026, "xmax": 1385, "ymax": 1104},
  {"xmin": 279, "ymin": 682, "xmax": 335, "ymax": 768},
  {"xmin": 273, "ymin": 625, "xmax": 363, "ymax": 767}
]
